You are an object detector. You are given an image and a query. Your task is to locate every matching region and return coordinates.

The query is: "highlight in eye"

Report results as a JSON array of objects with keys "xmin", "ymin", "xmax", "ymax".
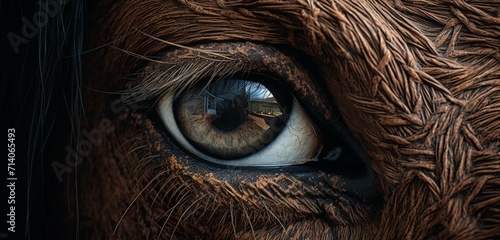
[{"xmin": 157, "ymin": 77, "xmax": 324, "ymax": 167}]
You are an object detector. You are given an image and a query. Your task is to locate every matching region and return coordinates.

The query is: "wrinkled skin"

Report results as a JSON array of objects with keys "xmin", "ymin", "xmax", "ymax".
[{"xmin": 69, "ymin": 0, "xmax": 499, "ymax": 239}]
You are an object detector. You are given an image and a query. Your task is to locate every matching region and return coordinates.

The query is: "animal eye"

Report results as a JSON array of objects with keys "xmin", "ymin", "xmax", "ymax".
[{"xmin": 156, "ymin": 75, "xmax": 324, "ymax": 167}]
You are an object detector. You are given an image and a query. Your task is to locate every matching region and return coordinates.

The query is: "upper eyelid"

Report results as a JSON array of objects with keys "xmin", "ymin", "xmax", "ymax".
[
  {"xmin": 120, "ymin": 53, "xmax": 249, "ymax": 105},
  {"xmin": 119, "ymin": 42, "xmax": 335, "ymax": 125}
]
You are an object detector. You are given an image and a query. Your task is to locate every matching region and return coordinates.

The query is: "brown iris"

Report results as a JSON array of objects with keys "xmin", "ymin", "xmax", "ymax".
[{"xmin": 174, "ymin": 78, "xmax": 292, "ymax": 159}]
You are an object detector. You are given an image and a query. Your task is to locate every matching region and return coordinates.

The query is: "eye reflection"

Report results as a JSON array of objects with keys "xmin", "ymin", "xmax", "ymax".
[{"xmin": 175, "ymin": 79, "xmax": 292, "ymax": 159}]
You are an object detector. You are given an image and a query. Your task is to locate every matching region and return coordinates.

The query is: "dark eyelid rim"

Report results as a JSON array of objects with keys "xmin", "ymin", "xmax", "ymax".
[
  {"xmin": 121, "ymin": 41, "xmax": 379, "ymax": 200},
  {"xmin": 120, "ymin": 42, "xmax": 370, "ymax": 165}
]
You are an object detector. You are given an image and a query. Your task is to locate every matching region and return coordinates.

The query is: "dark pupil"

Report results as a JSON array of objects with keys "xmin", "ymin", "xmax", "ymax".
[
  {"xmin": 204, "ymin": 80, "xmax": 289, "ymax": 132},
  {"xmin": 211, "ymin": 95, "xmax": 248, "ymax": 131}
]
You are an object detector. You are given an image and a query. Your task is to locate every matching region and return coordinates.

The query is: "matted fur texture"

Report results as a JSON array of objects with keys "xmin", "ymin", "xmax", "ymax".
[{"xmin": 70, "ymin": 0, "xmax": 499, "ymax": 239}]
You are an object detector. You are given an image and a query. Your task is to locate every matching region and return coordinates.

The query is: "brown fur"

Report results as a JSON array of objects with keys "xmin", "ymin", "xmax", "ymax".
[{"xmin": 70, "ymin": 0, "xmax": 500, "ymax": 239}]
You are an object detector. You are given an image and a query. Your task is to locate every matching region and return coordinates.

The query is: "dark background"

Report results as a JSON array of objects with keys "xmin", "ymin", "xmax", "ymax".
[{"xmin": 1, "ymin": 1, "xmax": 84, "ymax": 239}]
